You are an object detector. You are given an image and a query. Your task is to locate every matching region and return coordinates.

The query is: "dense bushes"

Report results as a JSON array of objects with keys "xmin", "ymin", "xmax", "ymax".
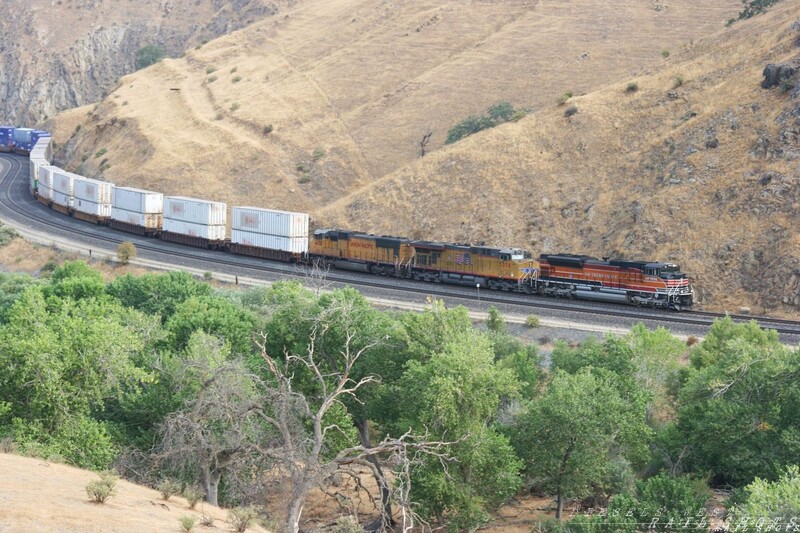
[
  {"xmin": 0, "ymin": 262, "xmax": 795, "ymax": 530},
  {"xmin": 445, "ymin": 101, "xmax": 528, "ymax": 144}
]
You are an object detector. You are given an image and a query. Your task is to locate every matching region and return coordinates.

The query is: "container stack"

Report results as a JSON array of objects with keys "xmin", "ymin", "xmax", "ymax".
[
  {"xmin": 163, "ymin": 196, "xmax": 227, "ymax": 241},
  {"xmin": 73, "ymin": 176, "xmax": 114, "ymax": 220},
  {"xmin": 51, "ymin": 169, "xmax": 76, "ymax": 209},
  {"xmin": 111, "ymin": 186, "xmax": 164, "ymax": 231},
  {"xmin": 231, "ymin": 207, "xmax": 309, "ymax": 253},
  {"xmin": 37, "ymin": 165, "xmax": 57, "ymax": 202}
]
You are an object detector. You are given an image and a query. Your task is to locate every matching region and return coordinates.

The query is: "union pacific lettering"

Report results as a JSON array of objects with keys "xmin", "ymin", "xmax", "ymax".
[{"xmin": 349, "ymin": 240, "xmax": 375, "ymax": 249}]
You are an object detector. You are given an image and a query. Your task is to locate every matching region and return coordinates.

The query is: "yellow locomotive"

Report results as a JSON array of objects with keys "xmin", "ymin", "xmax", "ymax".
[{"xmin": 310, "ymin": 229, "xmax": 538, "ymax": 292}]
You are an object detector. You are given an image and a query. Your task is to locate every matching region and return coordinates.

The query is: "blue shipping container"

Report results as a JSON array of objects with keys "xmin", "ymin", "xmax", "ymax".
[{"xmin": 0, "ymin": 127, "xmax": 14, "ymax": 149}]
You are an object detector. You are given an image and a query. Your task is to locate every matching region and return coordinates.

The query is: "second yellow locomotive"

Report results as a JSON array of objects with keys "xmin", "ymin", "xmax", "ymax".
[{"xmin": 310, "ymin": 229, "xmax": 539, "ymax": 292}]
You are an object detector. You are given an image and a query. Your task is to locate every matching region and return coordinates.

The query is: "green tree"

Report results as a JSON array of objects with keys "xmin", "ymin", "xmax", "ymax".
[
  {"xmin": 136, "ymin": 44, "xmax": 165, "ymax": 69},
  {"xmin": 0, "ymin": 272, "xmax": 40, "ymax": 323},
  {"xmin": 487, "ymin": 100, "xmax": 515, "ymax": 122},
  {"xmin": 516, "ymin": 369, "xmax": 652, "ymax": 519},
  {"xmin": 165, "ymin": 295, "xmax": 258, "ymax": 356},
  {"xmin": 678, "ymin": 318, "xmax": 800, "ymax": 485},
  {"xmin": 391, "ymin": 329, "xmax": 522, "ymax": 530},
  {"xmin": 485, "ymin": 305, "xmax": 507, "ymax": 334},
  {"xmin": 0, "ymin": 287, "xmax": 152, "ymax": 468},
  {"xmin": 107, "ymin": 271, "xmax": 212, "ymax": 320},
  {"xmin": 729, "ymin": 465, "xmax": 800, "ymax": 527}
]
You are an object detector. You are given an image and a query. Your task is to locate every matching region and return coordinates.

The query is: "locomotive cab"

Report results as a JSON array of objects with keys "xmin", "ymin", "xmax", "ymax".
[{"xmin": 645, "ymin": 262, "xmax": 688, "ymax": 280}]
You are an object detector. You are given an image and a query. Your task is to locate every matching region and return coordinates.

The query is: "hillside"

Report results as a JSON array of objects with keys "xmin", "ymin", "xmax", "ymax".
[
  {"xmin": 52, "ymin": 0, "xmax": 739, "ymax": 205},
  {"xmin": 0, "ymin": 0, "xmax": 286, "ymax": 125},
  {"xmin": 45, "ymin": 0, "xmax": 800, "ymax": 314},
  {"xmin": 0, "ymin": 453, "xmax": 270, "ymax": 533}
]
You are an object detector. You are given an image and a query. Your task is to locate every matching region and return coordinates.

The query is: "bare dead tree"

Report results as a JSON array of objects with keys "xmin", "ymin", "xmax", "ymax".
[
  {"xmin": 255, "ymin": 325, "xmax": 453, "ymax": 533},
  {"xmin": 419, "ymin": 131, "xmax": 432, "ymax": 157},
  {"xmin": 305, "ymin": 258, "xmax": 332, "ymax": 297},
  {"xmin": 153, "ymin": 334, "xmax": 270, "ymax": 506}
]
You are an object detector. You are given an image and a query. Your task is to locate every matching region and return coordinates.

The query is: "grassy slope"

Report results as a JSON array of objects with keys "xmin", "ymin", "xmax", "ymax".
[{"xmin": 51, "ymin": 0, "xmax": 800, "ymax": 314}]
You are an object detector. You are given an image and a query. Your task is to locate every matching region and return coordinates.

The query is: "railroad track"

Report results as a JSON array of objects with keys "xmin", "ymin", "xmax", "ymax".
[{"xmin": 2, "ymin": 153, "xmax": 800, "ymax": 339}]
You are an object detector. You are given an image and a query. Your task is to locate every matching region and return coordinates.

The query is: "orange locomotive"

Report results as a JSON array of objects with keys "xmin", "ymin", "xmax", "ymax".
[
  {"xmin": 310, "ymin": 230, "xmax": 539, "ymax": 292},
  {"xmin": 537, "ymin": 254, "xmax": 693, "ymax": 310}
]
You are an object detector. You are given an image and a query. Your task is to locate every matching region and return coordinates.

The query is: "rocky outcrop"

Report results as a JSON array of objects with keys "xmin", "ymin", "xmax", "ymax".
[
  {"xmin": 0, "ymin": 0, "xmax": 283, "ymax": 126},
  {"xmin": 761, "ymin": 63, "xmax": 796, "ymax": 89}
]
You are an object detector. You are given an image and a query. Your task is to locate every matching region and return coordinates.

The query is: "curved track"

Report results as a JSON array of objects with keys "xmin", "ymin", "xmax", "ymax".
[{"xmin": 2, "ymin": 153, "xmax": 800, "ymax": 341}]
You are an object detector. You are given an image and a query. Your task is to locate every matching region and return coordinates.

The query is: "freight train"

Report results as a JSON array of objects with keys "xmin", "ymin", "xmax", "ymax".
[{"xmin": 18, "ymin": 129, "xmax": 693, "ymax": 310}]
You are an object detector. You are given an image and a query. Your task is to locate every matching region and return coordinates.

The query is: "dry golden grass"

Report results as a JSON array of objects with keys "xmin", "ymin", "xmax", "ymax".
[
  {"xmin": 0, "ymin": 453, "xmax": 270, "ymax": 533},
  {"xmin": 48, "ymin": 0, "xmax": 800, "ymax": 314}
]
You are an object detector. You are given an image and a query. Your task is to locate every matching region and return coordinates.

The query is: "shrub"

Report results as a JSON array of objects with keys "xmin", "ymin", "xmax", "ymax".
[
  {"xmin": 207, "ymin": 75, "xmax": 217, "ymax": 83},
  {"xmin": 661, "ymin": 49, "xmax": 670, "ymax": 58},
  {"xmin": 296, "ymin": 162, "xmax": 310, "ymax": 173},
  {"xmin": 0, "ymin": 224, "xmax": 19, "ymax": 247},
  {"xmin": 215, "ymin": 113, "xmax": 223, "ymax": 120},
  {"xmin": 673, "ymin": 76, "xmax": 684, "ymax": 89},
  {"xmin": 135, "ymin": 44, "xmax": 165, "ymax": 70},
  {"xmin": 86, "ymin": 471, "xmax": 118, "ymax": 503},
  {"xmin": 331, "ymin": 515, "xmax": 362, "ymax": 533},
  {"xmin": 312, "ymin": 147, "xmax": 326, "ymax": 161},
  {"xmin": 298, "ymin": 174, "xmax": 311, "ymax": 184},
  {"xmin": 564, "ymin": 105, "xmax": 578, "ymax": 117},
  {"xmin": 445, "ymin": 100, "xmax": 525, "ymax": 144},
  {"xmin": 203, "ymin": 271, "xmax": 213, "ymax": 281},
  {"xmin": 116, "ymin": 241, "xmax": 136, "ymax": 265},
  {"xmin": 158, "ymin": 478, "xmax": 181, "ymax": 500},
  {"xmin": 228, "ymin": 506, "xmax": 258, "ymax": 532},
  {"xmin": 206, "ymin": 66, "xmax": 217, "ymax": 74},
  {"xmin": 525, "ymin": 315, "xmax": 541, "ymax": 328},
  {"xmin": 94, "ymin": 148, "xmax": 107, "ymax": 159},
  {"xmin": 557, "ymin": 91, "xmax": 573, "ymax": 105},
  {"xmin": 179, "ymin": 515, "xmax": 197, "ymax": 532},
  {"xmin": 199, "ymin": 513, "xmax": 214, "ymax": 526},
  {"xmin": 626, "ymin": 82, "xmax": 639, "ymax": 93},
  {"xmin": 263, "ymin": 124, "xmax": 274, "ymax": 135},
  {"xmin": 486, "ymin": 306, "xmax": 507, "ymax": 334},
  {"xmin": 230, "ymin": 66, "xmax": 238, "ymax": 73},
  {"xmin": 229, "ymin": 103, "xmax": 240, "ymax": 112},
  {"xmin": 232, "ymin": 76, "xmax": 242, "ymax": 83},
  {"xmin": 183, "ymin": 486, "xmax": 204, "ymax": 509},
  {"xmin": 686, "ymin": 335, "xmax": 699, "ymax": 346}
]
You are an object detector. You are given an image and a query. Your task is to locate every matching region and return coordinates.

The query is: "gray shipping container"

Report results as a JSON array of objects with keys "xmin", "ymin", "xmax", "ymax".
[
  {"xmin": 74, "ymin": 176, "xmax": 113, "ymax": 204},
  {"xmin": 111, "ymin": 207, "xmax": 162, "ymax": 229},
  {"xmin": 164, "ymin": 196, "xmax": 226, "ymax": 226},
  {"xmin": 112, "ymin": 187, "xmax": 163, "ymax": 214},
  {"xmin": 232, "ymin": 206, "xmax": 309, "ymax": 237},
  {"xmin": 162, "ymin": 218, "xmax": 226, "ymax": 240},
  {"xmin": 231, "ymin": 229, "xmax": 309, "ymax": 253}
]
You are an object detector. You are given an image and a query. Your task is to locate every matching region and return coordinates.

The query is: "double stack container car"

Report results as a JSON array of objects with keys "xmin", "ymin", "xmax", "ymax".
[
  {"xmin": 162, "ymin": 196, "xmax": 227, "ymax": 248},
  {"xmin": 230, "ymin": 206, "xmax": 309, "ymax": 261},
  {"xmin": 111, "ymin": 187, "xmax": 164, "ymax": 236},
  {"xmin": 73, "ymin": 176, "xmax": 114, "ymax": 224},
  {"xmin": 51, "ymin": 169, "xmax": 76, "ymax": 215},
  {"xmin": 13, "ymin": 129, "xmax": 50, "ymax": 155}
]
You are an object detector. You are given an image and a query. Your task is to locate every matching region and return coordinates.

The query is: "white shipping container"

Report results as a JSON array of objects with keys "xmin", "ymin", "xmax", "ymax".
[
  {"xmin": 112, "ymin": 187, "xmax": 163, "ymax": 214},
  {"xmin": 232, "ymin": 206, "xmax": 309, "ymax": 237},
  {"xmin": 74, "ymin": 176, "xmax": 113, "ymax": 203},
  {"xmin": 164, "ymin": 196, "xmax": 226, "ymax": 226},
  {"xmin": 111, "ymin": 207, "xmax": 162, "ymax": 229},
  {"xmin": 74, "ymin": 198, "xmax": 111, "ymax": 218},
  {"xmin": 52, "ymin": 170, "xmax": 75, "ymax": 195},
  {"xmin": 53, "ymin": 190, "xmax": 72, "ymax": 208},
  {"xmin": 163, "ymin": 218, "xmax": 226, "ymax": 241},
  {"xmin": 38, "ymin": 165, "xmax": 56, "ymax": 190},
  {"xmin": 38, "ymin": 183, "xmax": 53, "ymax": 201},
  {"xmin": 232, "ymin": 229, "xmax": 308, "ymax": 254}
]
